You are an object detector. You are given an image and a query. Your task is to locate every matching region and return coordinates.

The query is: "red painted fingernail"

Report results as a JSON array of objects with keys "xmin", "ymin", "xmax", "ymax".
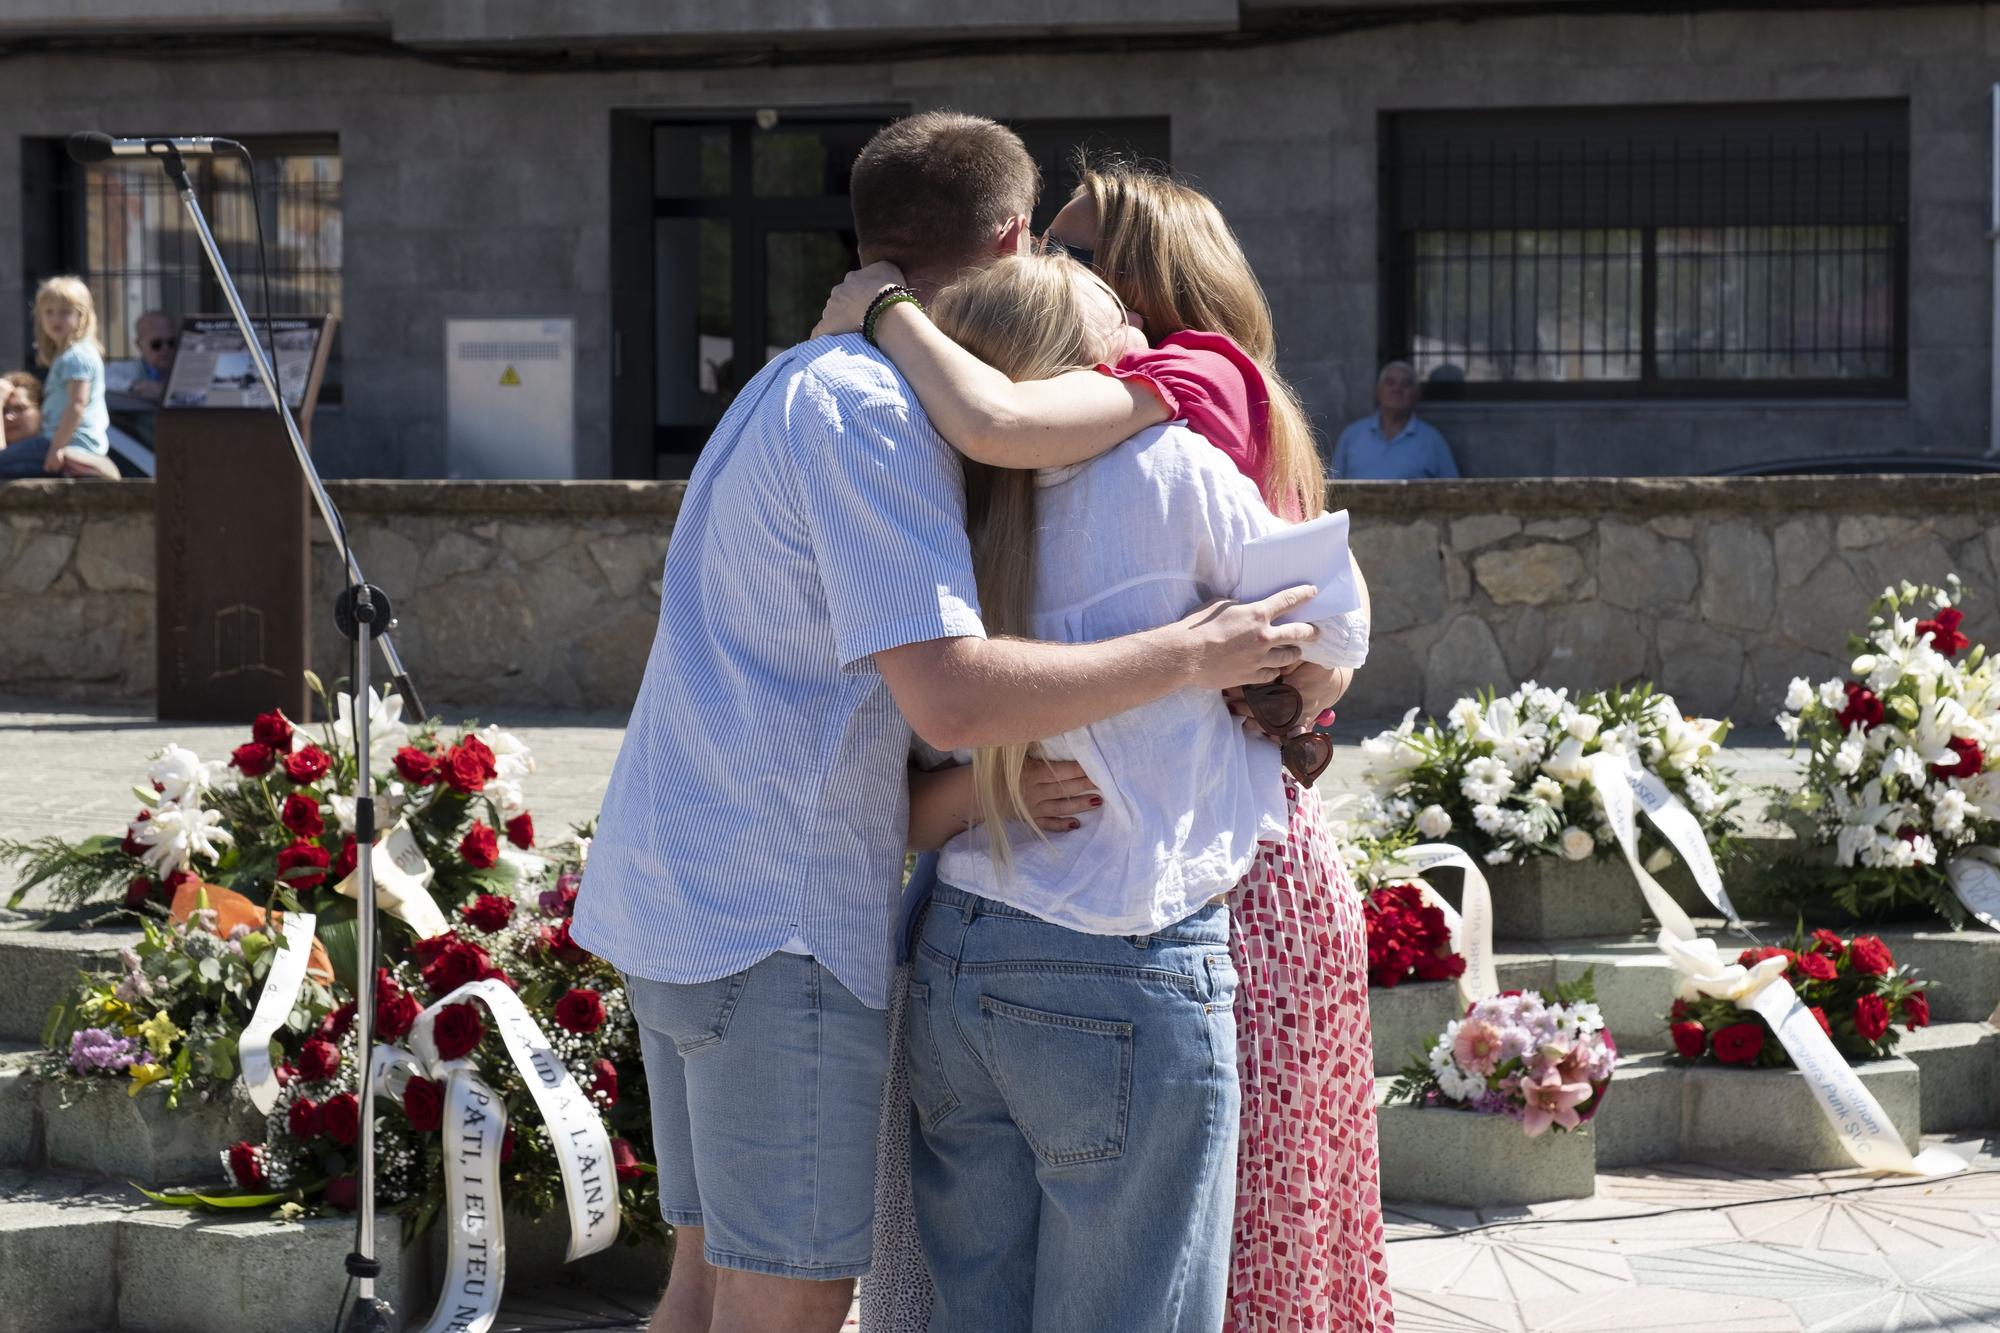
[
  {"xmin": 1068, "ymin": 820, "xmax": 1081, "ymax": 830},
  {"xmin": 1089, "ymin": 796, "xmax": 1103, "ymax": 807}
]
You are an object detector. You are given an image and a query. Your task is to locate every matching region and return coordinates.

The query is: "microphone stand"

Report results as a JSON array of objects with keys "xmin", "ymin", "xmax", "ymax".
[{"xmin": 140, "ymin": 140, "xmax": 411, "ymax": 1331}]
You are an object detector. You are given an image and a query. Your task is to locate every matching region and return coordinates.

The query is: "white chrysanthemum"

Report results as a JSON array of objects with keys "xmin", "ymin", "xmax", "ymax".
[
  {"xmin": 1461, "ymin": 756, "xmax": 1514, "ymax": 806},
  {"xmin": 1835, "ymin": 734, "xmax": 1866, "ymax": 777},
  {"xmin": 1483, "ymin": 848, "xmax": 1513, "ymax": 865},
  {"xmin": 1429, "ymin": 1027, "xmax": 1458, "ymax": 1074},
  {"xmin": 1437, "ymin": 1064, "xmax": 1486, "ymax": 1104},
  {"xmin": 1472, "ymin": 803, "xmax": 1506, "ymax": 837},
  {"xmin": 1819, "ymin": 679, "xmax": 1850, "ymax": 712},
  {"xmin": 1559, "ymin": 826, "xmax": 1595, "ymax": 861},
  {"xmin": 1683, "ymin": 774, "xmax": 1719, "ymax": 816},
  {"xmin": 1932, "ymin": 789, "xmax": 1970, "ymax": 839},
  {"xmin": 1530, "ymin": 776, "xmax": 1565, "ymax": 807},
  {"xmin": 1416, "ymin": 804, "xmax": 1452, "ymax": 839},
  {"xmin": 1553, "ymin": 1001, "xmax": 1604, "ymax": 1035},
  {"xmin": 132, "ymin": 801, "xmax": 234, "ymax": 877},
  {"xmin": 1785, "ymin": 677, "xmax": 1815, "ymax": 713}
]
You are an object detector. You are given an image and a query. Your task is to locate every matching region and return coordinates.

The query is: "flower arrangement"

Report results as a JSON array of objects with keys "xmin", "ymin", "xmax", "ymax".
[
  {"xmin": 1667, "ymin": 927, "xmax": 1931, "ymax": 1067},
  {"xmin": 1388, "ymin": 974, "xmax": 1616, "ymax": 1137},
  {"xmin": 12, "ymin": 683, "xmax": 662, "ymax": 1244},
  {"xmin": 1347, "ymin": 682, "xmax": 1735, "ymax": 868},
  {"xmin": 1773, "ymin": 578, "xmax": 2000, "ymax": 923},
  {"xmin": 2, "ymin": 675, "xmax": 543, "ymax": 923},
  {"xmin": 47, "ymin": 889, "xmax": 333, "ymax": 1109},
  {"xmin": 1338, "ymin": 836, "xmax": 1468, "ymax": 990}
]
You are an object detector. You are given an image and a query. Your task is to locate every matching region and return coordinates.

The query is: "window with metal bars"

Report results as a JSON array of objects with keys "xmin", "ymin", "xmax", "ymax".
[
  {"xmin": 21, "ymin": 136, "xmax": 342, "ymax": 402},
  {"xmin": 1379, "ymin": 102, "xmax": 1908, "ymax": 401}
]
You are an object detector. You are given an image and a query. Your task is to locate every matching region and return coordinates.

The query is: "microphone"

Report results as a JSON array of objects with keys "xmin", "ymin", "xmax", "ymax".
[{"xmin": 67, "ymin": 131, "xmax": 227, "ymax": 164}]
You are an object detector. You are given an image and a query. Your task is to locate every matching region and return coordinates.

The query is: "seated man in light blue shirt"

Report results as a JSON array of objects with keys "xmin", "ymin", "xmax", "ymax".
[
  {"xmin": 573, "ymin": 111, "xmax": 1319, "ymax": 1333},
  {"xmin": 1330, "ymin": 360, "xmax": 1460, "ymax": 480}
]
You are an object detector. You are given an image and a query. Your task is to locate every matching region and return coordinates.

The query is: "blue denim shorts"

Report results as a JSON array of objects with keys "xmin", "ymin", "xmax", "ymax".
[{"xmin": 624, "ymin": 952, "xmax": 889, "ymax": 1279}]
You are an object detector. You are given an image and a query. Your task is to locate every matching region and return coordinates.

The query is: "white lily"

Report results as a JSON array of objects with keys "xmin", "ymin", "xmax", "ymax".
[
  {"xmin": 148, "ymin": 744, "xmax": 221, "ymax": 806},
  {"xmin": 1661, "ymin": 933, "xmax": 1789, "ymax": 1005},
  {"xmin": 331, "ymin": 686, "xmax": 410, "ymax": 760}
]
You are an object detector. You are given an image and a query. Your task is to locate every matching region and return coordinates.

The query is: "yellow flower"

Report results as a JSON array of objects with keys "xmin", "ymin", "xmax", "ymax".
[
  {"xmin": 127, "ymin": 1062, "xmax": 171, "ymax": 1097},
  {"xmin": 90, "ymin": 996, "xmax": 133, "ymax": 1025},
  {"xmin": 137, "ymin": 1010, "xmax": 183, "ymax": 1058}
]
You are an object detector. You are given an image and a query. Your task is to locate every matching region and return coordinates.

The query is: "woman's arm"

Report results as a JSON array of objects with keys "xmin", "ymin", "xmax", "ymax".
[
  {"xmin": 815, "ymin": 265, "xmax": 1167, "ymax": 470},
  {"xmin": 907, "ymin": 759, "xmax": 1101, "ymax": 852},
  {"xmin": 43, "ymin": 378, "xmax": 87, "ymax": 473}
]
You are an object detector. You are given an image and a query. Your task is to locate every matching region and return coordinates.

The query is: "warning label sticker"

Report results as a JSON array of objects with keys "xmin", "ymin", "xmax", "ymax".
[{"xmin": 499, "ymin": 366, "xmax": 522, "ymax": 386}]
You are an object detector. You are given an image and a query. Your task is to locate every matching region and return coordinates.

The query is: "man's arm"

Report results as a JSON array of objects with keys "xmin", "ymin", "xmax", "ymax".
[{"xmin": 876, "ymin": 585, "xmax": 1319, "ymax": 753}]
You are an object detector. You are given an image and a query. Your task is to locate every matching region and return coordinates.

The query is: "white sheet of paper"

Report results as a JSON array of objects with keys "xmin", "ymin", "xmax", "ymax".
[{"xmin": 1235, "ymin": 508, "xmax": 1360, "ymax": 625}]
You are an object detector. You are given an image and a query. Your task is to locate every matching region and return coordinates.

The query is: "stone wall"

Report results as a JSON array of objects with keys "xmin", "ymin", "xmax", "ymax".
[{"xmin": 6, "ymin": 476, "xmax": 1998, "ymax": 722}]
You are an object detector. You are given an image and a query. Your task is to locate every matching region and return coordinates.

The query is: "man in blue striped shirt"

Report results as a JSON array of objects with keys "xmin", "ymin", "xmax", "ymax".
[{"xmin": 576, "ymin": 111, "xmax": 1317, "ymax": 1333}]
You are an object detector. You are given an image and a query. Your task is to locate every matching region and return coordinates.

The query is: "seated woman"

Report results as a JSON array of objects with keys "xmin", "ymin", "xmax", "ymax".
[
  {"xmin": 846, "ymin": 164, "xmax": 1392, "ymax": 1333},
  {"xmin": 883, "ymin": 251, "xmax": 1368, "ymax": 1333}
]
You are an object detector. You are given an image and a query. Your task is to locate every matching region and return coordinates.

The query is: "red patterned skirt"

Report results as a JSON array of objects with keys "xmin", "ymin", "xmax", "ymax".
[{"xmin": 1225, "ymin": 781, "xmax": 1395, "ymax": 1333}]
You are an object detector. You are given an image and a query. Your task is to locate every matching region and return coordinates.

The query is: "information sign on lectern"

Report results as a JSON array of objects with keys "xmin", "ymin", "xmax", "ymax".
[{"xmin": 154, "ymin": 315, "xmax": 336, "ymax": 721}]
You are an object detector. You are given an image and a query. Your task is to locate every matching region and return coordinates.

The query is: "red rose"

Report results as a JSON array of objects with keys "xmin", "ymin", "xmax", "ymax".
[
  {"xmin": 403, "ymin": 1075, "xmax": 444, "ymax": 1133},
  {"xmin": 1793, "ymin": 952, "xmax": 1838, "ymax": 983},
  {"xmin": 331, "ymin": 836, "xmax": 358, "ymax": 883},
  {"xmin": 318, "ymin": 1001, "xmax": 356, "ymax": 1043},
  {"xmin": 284, "ymin": 744, "xmax": 332, "ymax": 785},
  {"xmin": 321, "ymin": 1091, "xmax": 361, "ymax": 1146},
  {"xmin": 1412, "ymin": 950, "xmax": 1467, "ymax": 983},
  {"xmin": 251, "ymin": 710, "xmax": 294, "ymax": 748},
  {"xmin": 459, "ymin": 822, "xmax": 500, "ymax": 870},
  {"xmin": 226, "ymin": 1141, "xmax": 266, "ymax": 1189},
  {"xmin": 1712, "ymin": 1021, "xmax": 1766, "ymax": 1065},
  {"xmin": 377, "ymin": 989, "xmax": 422, "ymax": 1043},
  {"xmin": 230, "ymin": 742, "xmax": 276, "ymax": 778},
  {"xmin": 1848, "ymin": 935, "xmax": 1894, "ymax": 977},
  {"xmin": 589, "ymin": 1058, "xmax": 619, "ymax": 1107},
  {"xmin": 1811, "ymin": 1006, "xmax": 1832, "ymax": 1037},
  {"xmin": 324, "ymin": 1174, "xmax": 358, "ymax": 1212},
  {"xmin": 1736, "ymin": 946, "xmax": 1795, "ymax": 970},
  {"xmin": 1902, "ymin": 992, "xmax": 1931, "ymax": 1030},
  {"xmin": 611, "ymin": 1137, "xmax": 645, "ymax": 1182},
  {"xmin": 1810, "ymin": 928, "xmax": 1846, "ymax": 955},
  {"xmin": 120, "ymin": 812, "xmax": 151, "ymax": 859},
  {"xmin": 500, "ymin": 1126, "xmax": 516, "ymax": 1164},
  {"xmin": 1931, "ymin": 737, "xmax": 1986, "ymax": 782},
  {"xmin": 393, "ymin": 745, "xmax": 440, "ymax": 787},
  {"xmin": 288, "ymin": 1097, "xmax": 323, "ymax": 1140},
  {"xmin": 505, "ymin": 813, "xmax": 535, "ymax": 849},
  {"xmin": 1917, "ymin": 606, "xmax": 1970, "ymax": 656},
  {"xmin": 163, "ymin": 869, "xmax": 199, "ymax": 898},
  {"xmin": 1671, "ymin": 1021, "xmax": 1707, "ymax": 1060},
  {"xmin": 554, "ymin": 988, "xmax": 606, "ymax": 1034},
  {"xmin": 1668, "ymin": 998, "xmax": 1692, "ymax": 1023},
  {"xmin": 420, "ymin": 939, "xmax": 492, "ymax": 996},
  {"xmin": 281, "ymin": 793, "xmax": 325, "ymax": 839},
  {"xmin": 277, "ymin": 839, "xmax": 332, "ymax": 891},
  {"xmin": 441, "ymin": 737, "xmax": 498, "ymax": 794},
  {"xmin": 1854, "ymin": 992, "xmax": 1891, "ymax": 1042},
  {"xmin": 1837, "ymin": 682, "xmax": 1885, "ymax": 732},
  {"xmin": 124, "ymin": 876, "xmax": 156, "ymax": 909},
  {"xmin": 296, "ymin": 1038, "xmax": 341, "ymax": 1083},
  {"xmin": 480, "ymin": 965, "xmax": 518, "ymax": 991},
  {"xmin": 539, "ymin": 919, "xmax": 590, "ymax": 965},
  {"xmin": 460, "ymin": 893, "xmax": 515, "ymax": 933},
  {"xmin": 431, "ymin": 1003, "xmax": 486, "ymax": 1061}
]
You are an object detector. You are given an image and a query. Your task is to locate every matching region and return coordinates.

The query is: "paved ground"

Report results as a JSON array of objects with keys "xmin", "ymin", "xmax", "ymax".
[{"xmin": 12, "ymin": 700, "xmax": 2000, "ymax": 1332}]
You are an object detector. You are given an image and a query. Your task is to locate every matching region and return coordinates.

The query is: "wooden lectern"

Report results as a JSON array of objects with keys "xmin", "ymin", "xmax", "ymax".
[{"xmin": 154, "ymin": 315, "xmax": 337, "ymax": 721}]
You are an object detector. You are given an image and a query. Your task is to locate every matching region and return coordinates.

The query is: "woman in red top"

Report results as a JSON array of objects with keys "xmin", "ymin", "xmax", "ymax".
[{"xmin": 828, "ymin": 162, "xmax": 1393, "ymax": 1333}]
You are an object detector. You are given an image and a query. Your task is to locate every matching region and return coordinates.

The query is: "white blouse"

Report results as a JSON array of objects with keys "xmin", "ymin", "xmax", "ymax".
[{"xmin": 936, "ymin": 423, "xmax": 1370, "ymax": 935}]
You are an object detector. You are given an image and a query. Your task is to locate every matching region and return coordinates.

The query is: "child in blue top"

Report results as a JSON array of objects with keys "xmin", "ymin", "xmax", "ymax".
[{"xmin": 0, "ymin": 276, "xmax": 118, "ymax": 480}]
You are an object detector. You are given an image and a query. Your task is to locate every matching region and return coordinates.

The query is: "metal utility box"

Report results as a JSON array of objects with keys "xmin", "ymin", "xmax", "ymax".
[{"xmin": 445, "ymin": 318, "xmax": 575, "ymax": 479}]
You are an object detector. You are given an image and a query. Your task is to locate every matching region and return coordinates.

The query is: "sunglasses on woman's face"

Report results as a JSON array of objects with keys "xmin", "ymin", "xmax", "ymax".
[
  {"xmin": 1042, "ymin": 236, "xmax": 1097, "ymax": 271},
  {"xmin": 1239, "ymin": 681, "xmax": 1335, "ymax": 785}
]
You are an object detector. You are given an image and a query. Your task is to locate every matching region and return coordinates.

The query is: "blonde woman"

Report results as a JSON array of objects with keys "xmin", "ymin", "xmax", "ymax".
[
  {"xmin": 835, "ymin": 167, "xmax": 1393, "ymax": 1332},
  {"xmin": 1, "ymin": 277, "xmax": 118, "ymax": 481}
]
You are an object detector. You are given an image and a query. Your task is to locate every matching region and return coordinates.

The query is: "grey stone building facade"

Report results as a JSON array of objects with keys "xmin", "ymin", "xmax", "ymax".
[{"xmin": 4, "ymin": 1, "xmax": 1997, "ymax": 481}]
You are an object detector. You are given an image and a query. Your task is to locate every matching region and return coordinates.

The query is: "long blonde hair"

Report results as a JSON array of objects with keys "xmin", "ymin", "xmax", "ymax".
[
  {"xmin": 1075, "ymin": 161, "xmax": 1326, "ymax": 520},
  {"xmin": 33, "ymin": 275, "xmax": 103, "ymax": 369},
  {"xmin": 931, "ymin": 254, "xmax": 1126, "ymax": 863}
]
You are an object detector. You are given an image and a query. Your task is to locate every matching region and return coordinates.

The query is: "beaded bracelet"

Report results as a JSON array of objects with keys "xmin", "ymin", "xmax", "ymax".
[{"xmin": 862, "ymin": 285, "xmax": 922, "ymax": 346}]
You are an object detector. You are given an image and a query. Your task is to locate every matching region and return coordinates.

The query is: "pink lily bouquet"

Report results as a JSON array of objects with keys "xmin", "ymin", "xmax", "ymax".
[{"xmin": 1388, "ymin": 972, "xmax": 1616, "ymax": 1137}]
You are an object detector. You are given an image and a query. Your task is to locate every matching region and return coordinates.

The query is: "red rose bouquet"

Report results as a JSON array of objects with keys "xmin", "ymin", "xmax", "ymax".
[
  {"xmin": 1362, "ymin": 883, "xmax": 1467, "ymax": 990},
  {"xmin": 1665, "ymin": 925, "xmax": 1931, "ymax": 1067}
]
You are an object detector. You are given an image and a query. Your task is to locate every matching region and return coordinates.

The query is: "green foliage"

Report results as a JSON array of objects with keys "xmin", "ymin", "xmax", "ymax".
[{"xmin": 0, "ymin": 834, "xmax": 132, "ymax": 911}]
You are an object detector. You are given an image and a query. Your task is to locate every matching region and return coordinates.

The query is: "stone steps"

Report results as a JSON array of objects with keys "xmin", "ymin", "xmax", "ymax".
[{"xmin": 0, "ymin": 920, "xmax": 138, "ymax": 1044}]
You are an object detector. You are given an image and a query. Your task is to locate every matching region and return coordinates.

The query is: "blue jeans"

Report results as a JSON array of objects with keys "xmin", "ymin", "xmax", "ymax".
[
  {"xmin": 907, "ymin": 884, "xmax": 1240, "ymax": 1333},
  {"xmin": 0, "ymin": 435, "xmax": 52, "ymax": 479},
  {"xmin": 625, "ymin": 953, "xmax": 889, "ymax": 1279}
]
